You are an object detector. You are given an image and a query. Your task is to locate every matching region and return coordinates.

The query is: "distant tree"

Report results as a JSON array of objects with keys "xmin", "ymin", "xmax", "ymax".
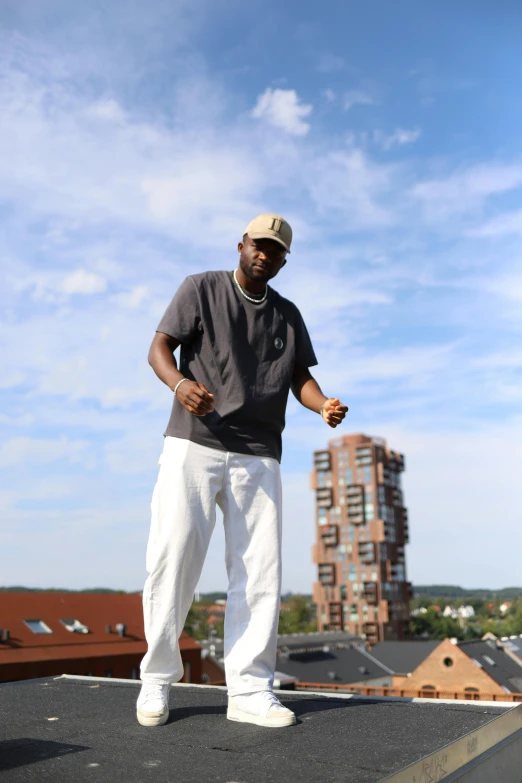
[{"xmin": 278, "ymin": 595, "xmax": 317, "ymax": 634}]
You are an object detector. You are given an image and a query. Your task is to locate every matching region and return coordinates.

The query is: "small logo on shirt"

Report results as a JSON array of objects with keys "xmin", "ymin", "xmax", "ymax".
[{"xmin": 274, "ymin": 337, "xmax": 284, "ymax": 350}]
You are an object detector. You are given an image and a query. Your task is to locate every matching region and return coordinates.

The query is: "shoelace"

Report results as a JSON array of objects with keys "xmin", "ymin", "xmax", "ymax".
[
  {"xmin": 261, "ymin": 691, "xmax": 282, "ymax": 710},
  {"xmin": 143, "ymin": 682, "xmax": 167, "ymax": 700}
]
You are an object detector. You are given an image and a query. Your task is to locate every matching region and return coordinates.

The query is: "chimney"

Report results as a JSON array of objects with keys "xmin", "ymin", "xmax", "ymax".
[
  {"xmin": 2, "ymin": 630, "xmax": 10, "ymax": 642},
  {"xmin": 115, "ymin": 623, "xmax": 127, "ymax": 637}
]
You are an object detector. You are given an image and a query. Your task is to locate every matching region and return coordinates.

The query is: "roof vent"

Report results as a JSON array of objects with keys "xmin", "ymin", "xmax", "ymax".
[
  {"xmin": 358, "ymin": 666, "xmax": 369, "ymax": 674},
  {"xmin": 0, "ymin": 629, "xmax": 9, "ymax": 642},
  {"xmin": 327, "ymin": 671, "xmax": 337, "ymax": 680},
  {"xmin": 106, "ymin": 624, "xmax": 112, "ymax": 634},
  {"xmin": 115, "ymin": 623, "xmax": 127, "ymax": 637}
]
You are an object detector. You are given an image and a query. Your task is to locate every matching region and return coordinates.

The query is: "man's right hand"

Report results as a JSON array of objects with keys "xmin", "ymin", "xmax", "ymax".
[{"xmin": 175, "ymin": 380, "xmax": 215, "ymax": 417}]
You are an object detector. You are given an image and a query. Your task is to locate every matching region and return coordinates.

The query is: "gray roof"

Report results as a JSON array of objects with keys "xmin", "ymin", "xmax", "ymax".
[
  {"xmin": 459, "ymin": 639, "xmax": 522, "ymax": 694},
  {"xmin": 276, "ymin": 645, "xmax": 393, "ymax": 685},
  {"xmin": 276, "ymin": 630, "xmax": 363, "ymax": 651},
  {"xmin": 201, "ymin": 630, "xmax": 362, "ymax": 658},
  {"xmin": 501, "ymin": 635, "xmax": 522, "ymax": 662},
  {"xmin": 369, "ymin": 641, "xmax": 441, "ymax": 675}
]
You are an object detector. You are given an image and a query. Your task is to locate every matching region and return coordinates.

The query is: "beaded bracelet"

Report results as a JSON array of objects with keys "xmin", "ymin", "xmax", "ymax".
[{"xmin": 174, "ymin": 378, "xmax": 189, "ymax": 396}]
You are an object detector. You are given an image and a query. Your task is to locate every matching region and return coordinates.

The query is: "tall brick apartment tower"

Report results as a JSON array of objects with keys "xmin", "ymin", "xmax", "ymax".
[{"xmin": 311, "ymin": 433, "xmax": 412, "ymax": 644}]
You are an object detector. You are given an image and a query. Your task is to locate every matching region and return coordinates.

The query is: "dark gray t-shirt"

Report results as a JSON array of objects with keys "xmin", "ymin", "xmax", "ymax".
[{"xmin": 157, "ymin": 270, "xmax": 318, "ymax": 462}]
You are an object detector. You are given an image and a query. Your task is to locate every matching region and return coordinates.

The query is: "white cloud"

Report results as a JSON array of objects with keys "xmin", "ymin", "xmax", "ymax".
[
  {"xmin": 86, "ymin": 99, "xmax": 127, "ymax": 123},
  {"xmin": 374, "ymin": 128, "xmax": 421, "ymax": 150},
  {"xmin": 322, "ymin": 88, "xmax": 336, "ymax": 103},
  {"xmin": 250, "ymin": 88, "xmax": 312, "ymax": 136},
  {"xmin": 412, "ymin": 163, "xmax": 522, "ymax": 219},
  {"xmin": 61, "ymin": 268, "xmax": 107, "ymax": 294},
  {"xmin": 343, "ymin": 90, "xmax": 376, "ymax": 111},
  {"xmin": 307, "ymin": 148, "xmax": 395, "ymax": 228},
  {"xmin": 317, "ymin": 54, "xmax": 345, "ymax": 73},
  {"xmin": 467, "ymin": 209, "xmax": 522, "ymax": 238},
  {"xmin": 111, "ymin": 285, "xmax": 149, "ymax": 309},
  {"xmin": 0, "ymin": 436, "xmax": 89, "ymax": 468}
]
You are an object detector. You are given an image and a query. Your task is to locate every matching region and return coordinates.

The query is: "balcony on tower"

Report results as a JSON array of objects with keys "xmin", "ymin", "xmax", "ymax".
[
  {"xmin": 346, "ymin": 485, "xmax": 365, "ymax": 525},
  {"xmin": 328, "ymin": 601, "xmax": 343, "ymax": 630},
  {"xmin": 358, "ymin": 541, "xmax": 377, "ymax": 564},
  {"xmin": 391, "ymin": 487, "xmax": 403, "ymax": 507},
  {"xmin": 318, "ymin": 563, "xmax": 336, "ymax": 586},
  {"xmin": 397, "ymin": 507, "xmax": 409, "ymax": 542},
  {"xmin": 314, "ymin": 450, "xmax": 331, "ymax": 471},
  {"xmin": 363, "ymin": 622, "xmax": 380, "ymax": 645},
  {"xmin": 355, "ymin": 446, "xmax": 373, "ymax": 466},
  {"xmin": 316, "ymin": 487, "xmax": 333, "ymax": 509},
  {"xmin": 320, "ymin": 524, "xmax": 339, "ymax": 547},
  {"xmin": 363, "ymin": 582, "xmax": 378, "ymax": 605}
]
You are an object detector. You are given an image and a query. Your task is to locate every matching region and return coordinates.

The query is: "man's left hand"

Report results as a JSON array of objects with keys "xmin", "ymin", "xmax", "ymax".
[{"xmin": 321, "ymin": 398, "xmax": 349, "ymax": 428}]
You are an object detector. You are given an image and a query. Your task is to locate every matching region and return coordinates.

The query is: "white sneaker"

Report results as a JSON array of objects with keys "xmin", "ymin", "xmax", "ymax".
[
  {"xmin": 227, "ymin": 690, "xmax": 296, "ymax": 728},
  {"xmin": 136, "ymin": 682, "xmax": 170, "ymax": 727}
]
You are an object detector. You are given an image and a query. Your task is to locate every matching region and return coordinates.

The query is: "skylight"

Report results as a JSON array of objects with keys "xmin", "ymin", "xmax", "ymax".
[
  {"xmin": 24, "ymin": 619, "xmax": 52, "ymax": 634},
  {"xmin": 60, "ymin": 618, "xmax": 90, "ymax": 634}
]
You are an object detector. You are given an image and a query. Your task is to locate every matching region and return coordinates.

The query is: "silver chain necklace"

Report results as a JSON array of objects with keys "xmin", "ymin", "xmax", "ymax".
[{"xmin": 233, "ymin": 268, "xmax": 268, "ymax": 304}]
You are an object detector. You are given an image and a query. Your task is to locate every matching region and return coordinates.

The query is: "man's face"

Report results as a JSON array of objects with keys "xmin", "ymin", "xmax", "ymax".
[{"xmin": 238, "ymin": 235, "xmax": 287, "ymax": 283}]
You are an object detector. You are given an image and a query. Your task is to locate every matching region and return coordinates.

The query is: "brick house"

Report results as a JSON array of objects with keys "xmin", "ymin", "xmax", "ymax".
[
  {"xmin": 0, "ymin": 592, "xmax": 201, "ymax": 684},
  {"xmin": 400, "ymin": 638, "xmax": 522, "ymax": 695}
]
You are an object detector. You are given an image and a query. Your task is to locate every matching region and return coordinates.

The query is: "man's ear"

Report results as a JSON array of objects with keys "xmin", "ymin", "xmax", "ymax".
[
  {"xmin": 238, "ymin": 242, "xmax": 244, "ymax": 252},
  {"xmin": 281, "ymin": 258, "xmax": 287, "ymax": 267}
]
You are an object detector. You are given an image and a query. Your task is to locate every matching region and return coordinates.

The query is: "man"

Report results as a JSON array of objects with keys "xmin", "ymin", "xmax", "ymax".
[{"xmin": 137, "ymin": 213, "xmax": 348, "ymax": 729}]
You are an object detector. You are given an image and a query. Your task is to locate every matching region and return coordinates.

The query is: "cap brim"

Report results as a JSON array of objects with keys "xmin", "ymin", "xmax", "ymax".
[{"xmin": 247, "ymin": 231, "xmax": 291, "ymax": 253}]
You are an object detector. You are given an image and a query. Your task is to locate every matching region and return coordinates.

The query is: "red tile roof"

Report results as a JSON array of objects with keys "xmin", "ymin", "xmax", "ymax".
[{"xmin": 0, "ymin": 592, "xmax": 200, "ymax": 665}]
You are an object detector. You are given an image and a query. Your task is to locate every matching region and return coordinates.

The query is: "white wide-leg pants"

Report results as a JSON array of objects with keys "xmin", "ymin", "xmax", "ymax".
[{"xmin": 140, "ymin": 436, "xmax": 283, "ymax": 697}]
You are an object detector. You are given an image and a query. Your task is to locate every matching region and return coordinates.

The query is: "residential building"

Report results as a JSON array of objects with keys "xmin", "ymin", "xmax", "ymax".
[
  {"xmin": 311, "ymin": 433, "xmax": 412, "ymax": 644},
  {"xmin": 200, "ymin": 630, "xmax": 363, "ymax": 687},
  {"xmin": 404, "ymin": 637, "xmax": 522, "ymax": 696},
  {"xmin": 0, "ymin": 592, "xmax": 201, "ymax": 684}
]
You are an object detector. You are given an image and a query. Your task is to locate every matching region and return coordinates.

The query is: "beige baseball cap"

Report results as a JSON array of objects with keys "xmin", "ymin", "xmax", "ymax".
[{"xmin": 243, "ymin": 213, "xmax": 292, "ymax": 253}]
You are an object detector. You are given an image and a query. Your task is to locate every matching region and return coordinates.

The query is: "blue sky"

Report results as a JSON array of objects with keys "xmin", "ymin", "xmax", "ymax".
[{"xmin": 1, "ymin": 0, "xmax": 521, "ymax": 593}]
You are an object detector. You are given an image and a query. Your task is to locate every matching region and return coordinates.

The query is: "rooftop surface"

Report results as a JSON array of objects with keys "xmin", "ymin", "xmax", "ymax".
[
  {"xmin": 459, "ymin": 639, "xmax": 522, "ymax": 693},
  {"xmin": 502, "ymin": 635, "xmax": 522, "ymax": 661},
  {"xmin": 275, "ymin": 645, "xmax": 392, "ymax": 685},
  {"xmin": 1, "ymin": 676, "xmax": 520, "ymax": 782},
  {"xmin": 368, "ymin": 641, "xmax": 440, "ymax": 675}
]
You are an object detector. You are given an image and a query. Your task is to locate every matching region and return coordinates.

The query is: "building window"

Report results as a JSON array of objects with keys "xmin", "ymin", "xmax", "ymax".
[
  {"xmin": 464, "ymin": 687, "xmax": 479, "ymax": 693},
  {"xmin": 364, "ymin": 503, "xmax": 374, "ymax": 521},
  {"xmin": 422, "ymin": 685, "xmax": 435, "ymax": 691},
  {"xmin": 344, "ymin": 469, "xmax": 353, "ymax": 484},
  {"xmin": 104, "ymin": 669, "xmax": 113, "ymax": 678},
  {"xmin": 340, "ymin": 584, "xmax": 347, "ymax": 600},
  {"xmin": 317, "ymin": 471, "xmax": 326, "ymax": 488},
  {"xmin": 443, "ymin": 657, "xmax": 454, "ymax": 668},
  {"xmin": 130, "ymin": 667, "xmax": 139, "ymax": 679},
  {"xmin": 349, "ymin": 565, "xmax": 357, "ymax": 581},
  {"xmin": 24, "ymin": 619, "xmax": 52, "ymax": 634},
  {"xmin": 202, "ymin": 673, "xmax": 210, "ymax": 683}
]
